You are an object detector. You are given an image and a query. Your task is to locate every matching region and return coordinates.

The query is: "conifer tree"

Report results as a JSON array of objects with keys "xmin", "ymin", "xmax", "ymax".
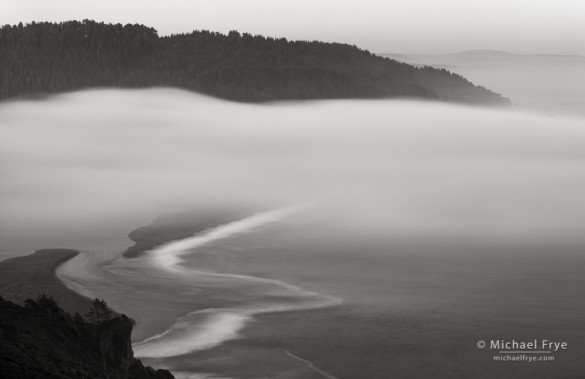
[{"xmin": 85, "ymin": 298, "xmax": 113, "ymax": 324}]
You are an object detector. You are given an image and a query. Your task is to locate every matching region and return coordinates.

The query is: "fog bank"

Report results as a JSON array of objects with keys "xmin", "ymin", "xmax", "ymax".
[{"xmin": 1, "ymin": 89, "xmax": 585, "ymax": 256}]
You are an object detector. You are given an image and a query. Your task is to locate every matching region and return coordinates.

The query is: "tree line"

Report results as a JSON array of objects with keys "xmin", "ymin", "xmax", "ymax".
[
  {"xmin": 0, "ymin": 20, "xmax": 509, "ymax": 104},
  {"xmin": 23, "ymin": 294, "xmax": 113, "ymax": 324}
]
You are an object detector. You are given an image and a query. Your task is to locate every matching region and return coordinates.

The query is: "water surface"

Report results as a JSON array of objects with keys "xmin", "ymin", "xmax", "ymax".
[{"xmin": 1, "ymin": 89, "xmax": 585, "ymax": 378}]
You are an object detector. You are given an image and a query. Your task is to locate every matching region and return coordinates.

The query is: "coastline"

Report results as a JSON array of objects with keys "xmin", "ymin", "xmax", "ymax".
[
  {"xmin": 0, "ymin": 248, "xmax": 178, "ymax": 378},
  {"xmin": 0, "ymin": 249, "xmax": 93, "ymax": 315},
  {"xmin": 122, "ymin": 210, "xmax": 248, "ymax": 258},
  {"xmin": 127, "ymin": 206, "xmax": 343, "ymax": 359},
  {"xmin": 48, "ymin": 208, "xmax": 344, "ymax": 378}
]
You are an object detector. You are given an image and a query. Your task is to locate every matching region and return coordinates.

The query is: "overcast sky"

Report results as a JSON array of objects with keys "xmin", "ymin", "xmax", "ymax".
[{"xmin": 2, "ymin": 0, "xmax": 584, "ymax": 55}]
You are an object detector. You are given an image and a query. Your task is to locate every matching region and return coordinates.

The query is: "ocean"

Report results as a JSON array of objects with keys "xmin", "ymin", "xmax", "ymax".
[{"xmin": 1, "ymin": 87, "xmax": 585, "ymax": 378}]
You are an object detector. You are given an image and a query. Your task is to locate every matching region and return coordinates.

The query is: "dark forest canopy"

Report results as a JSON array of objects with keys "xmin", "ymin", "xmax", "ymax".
[{"xmin": 0, "ymin": 20, "xmax": 509, "ymax": 104}]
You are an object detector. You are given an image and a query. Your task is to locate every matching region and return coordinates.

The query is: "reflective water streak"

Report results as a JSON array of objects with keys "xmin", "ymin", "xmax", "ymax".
[{"xmin": 133, "ymin": 206, "xmax": 342, "ymax": 358}]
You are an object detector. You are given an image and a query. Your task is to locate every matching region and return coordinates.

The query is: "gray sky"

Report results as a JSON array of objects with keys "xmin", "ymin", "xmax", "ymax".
[{"xmin": 2, "ymin": 0, "xmax": 584, "ymax": 55}]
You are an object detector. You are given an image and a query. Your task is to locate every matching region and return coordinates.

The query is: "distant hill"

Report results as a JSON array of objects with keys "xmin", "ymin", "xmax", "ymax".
[
  {"xmin": 447, "ymin": 49, "xmax": 585, "ymax": 59},
  {"xmin": 443, "ymin": 49, "xmax": 514, "ymax": 57},
  {"xmin": 0, "ymin": 20, "xmax": 509, "ymax": 105},
  {"xmin": 380, "ymin": 50, "xmax": 585, "ymax": 64}
]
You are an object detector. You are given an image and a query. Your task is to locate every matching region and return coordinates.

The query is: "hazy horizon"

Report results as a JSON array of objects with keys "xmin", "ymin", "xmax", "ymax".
[
  {"xmin": 2, "ymin": 0, "xmax": 584, "ymax": 56},
  {"xmin": 384, "ymin": 49, "xmax": 585, "ymax": 57}
]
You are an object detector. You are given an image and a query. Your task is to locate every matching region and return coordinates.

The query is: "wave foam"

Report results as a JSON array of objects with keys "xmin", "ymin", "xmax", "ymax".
[
  {"xmin": 134, "ymin": 205, "xmax": 342, "ymax": 358},
  {"xmin": 134, "ymin": 294, "xmax": 341, "ymax": 358},
  {"xmin": 133, "ymin": 308, "xmax": 249, "ymax": 358},
  {"xmin": 147, "ymin": 203, "xmax": 310, "ymax": 272}
]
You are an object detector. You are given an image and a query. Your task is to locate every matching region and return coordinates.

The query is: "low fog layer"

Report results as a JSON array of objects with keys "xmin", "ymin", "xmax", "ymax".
[{"xmin": 1, "ymin": 89, "xmax": 585, "ymax": 255}]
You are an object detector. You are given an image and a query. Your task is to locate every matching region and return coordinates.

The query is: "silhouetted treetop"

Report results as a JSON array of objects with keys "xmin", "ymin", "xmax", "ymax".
[
  {"xmin": 86, "ymin": 298, "xmax": 114, "ymax": 325},
  {"xmin": 0, "ymin": 20, "xmax": 509, "ymax": 105}
]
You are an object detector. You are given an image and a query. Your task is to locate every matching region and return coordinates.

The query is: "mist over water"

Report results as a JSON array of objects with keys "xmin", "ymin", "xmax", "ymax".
[
  {"xmin": 2, "ymin": 88, "xmax": 585, "ymax": 254},
  {"xmin": 2, "ymin": 89, "xmax": 585, "ymax": 378}
]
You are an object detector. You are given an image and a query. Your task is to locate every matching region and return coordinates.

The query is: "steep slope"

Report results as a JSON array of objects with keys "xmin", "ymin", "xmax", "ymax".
[{"xmin": 0, "ymin": 296, "xmax": 174, "ymax": 379}]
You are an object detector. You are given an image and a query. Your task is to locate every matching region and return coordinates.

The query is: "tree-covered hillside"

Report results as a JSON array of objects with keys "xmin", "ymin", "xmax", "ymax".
[
  {"xmin": 0, "ymin": 20, "xmax": 509, "ymax": 104},
  {"xmin": 0, "ymin": 295, "xmax": 174, "ymax": 378}
]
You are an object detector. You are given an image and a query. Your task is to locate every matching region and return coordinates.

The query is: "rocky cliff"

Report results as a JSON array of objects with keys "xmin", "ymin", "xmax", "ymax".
[{"xmin": 0, "ymin": 296, "xmax": 174, "ymax": 379}]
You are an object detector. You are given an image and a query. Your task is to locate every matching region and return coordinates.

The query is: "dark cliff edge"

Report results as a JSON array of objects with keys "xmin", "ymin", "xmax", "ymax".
[
  {"xmin": 0, "ymin": 296, "xmax": 174, "ymax": 378},
  {"xmin": 0, "ymin": 20, "xmax": 509, "ymax": 105},
  {"xmin": 0, "ymin": 251, "xmax": 175, "ymax": 378}
]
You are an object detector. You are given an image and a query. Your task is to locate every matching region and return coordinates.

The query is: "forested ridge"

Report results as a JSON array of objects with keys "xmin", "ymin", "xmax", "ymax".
[{"xmin": 0, "ymin": 20, "xmax": 509, "ymax": 104}]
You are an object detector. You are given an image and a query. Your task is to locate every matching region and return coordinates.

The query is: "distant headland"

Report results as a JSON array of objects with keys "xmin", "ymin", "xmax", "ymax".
[{"xmin": 0, "ymin": 20, "xmax": 509, "ymax": 105}]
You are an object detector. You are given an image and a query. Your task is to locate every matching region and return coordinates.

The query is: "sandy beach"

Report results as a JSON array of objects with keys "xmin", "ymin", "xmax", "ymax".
[{"xmin": 0, "ymin": 249, "xmax": 92, "ymax": 314}]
